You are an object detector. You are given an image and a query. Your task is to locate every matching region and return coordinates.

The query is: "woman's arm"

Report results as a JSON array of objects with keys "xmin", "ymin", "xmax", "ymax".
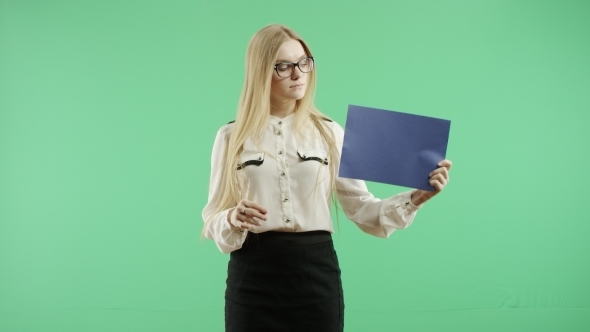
[
  {"xmin": 331, "ymin": 122, "xmax": 451, "ymax": 238},
  {"xmin": 202, "ymin": 125, "xmax": 248, "ymax": 254},
  {"xmin": 335, "ymin": 177, "xmax": 421, "ymax": 238}
]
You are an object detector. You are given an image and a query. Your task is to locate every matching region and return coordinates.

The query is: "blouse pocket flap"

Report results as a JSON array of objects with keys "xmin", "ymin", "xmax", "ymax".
[
  {"xmin": 297, "ymin": 149, "xmax": 328, "ymax": 165},
  {"xmin": 237, "ymin": 152, "xmax": 265, "ymax": 170}
]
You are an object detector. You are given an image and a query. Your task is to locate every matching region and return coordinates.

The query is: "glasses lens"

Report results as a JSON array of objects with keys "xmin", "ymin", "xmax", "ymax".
[
  {"xmin": 298, "ymin": 57, "xmax": 314, "ymax": 73},
  {"xmin": 276, "ymin": 63, "xmax": 293, "ymax": 78}
]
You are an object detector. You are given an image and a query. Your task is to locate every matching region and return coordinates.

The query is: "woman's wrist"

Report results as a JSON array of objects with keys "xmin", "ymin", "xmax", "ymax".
[
  {"xmin": 227, "ymin": 207, "xmax": 235, "ymax": 224},
  {"xmin": 410, "ymin": 190, "xmax": 434, "ymax": 206}
]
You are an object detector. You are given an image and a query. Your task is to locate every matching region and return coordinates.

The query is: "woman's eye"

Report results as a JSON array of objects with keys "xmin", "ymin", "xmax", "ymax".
[{"xmin": 277, "ymin": 64, "xmax": 290, "ymax": 71}]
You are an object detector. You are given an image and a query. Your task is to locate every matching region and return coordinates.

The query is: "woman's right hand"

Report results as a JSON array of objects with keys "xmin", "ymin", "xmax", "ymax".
[{"xmin": 228, "ymin": 199, "xmax": 268, "ymax": 231}]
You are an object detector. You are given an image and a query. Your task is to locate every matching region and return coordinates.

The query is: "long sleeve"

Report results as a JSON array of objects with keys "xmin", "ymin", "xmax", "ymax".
[
  {"xmin": 335, "ymin": 178, "xmax": 421, "ymax": 237},
  {"xmin": 332, "ymin": 122, "xmax": 423, "ymax": 238},
  {"xmin": 202, "ymin": 125, "xmax": 247, "ymax": 254}
]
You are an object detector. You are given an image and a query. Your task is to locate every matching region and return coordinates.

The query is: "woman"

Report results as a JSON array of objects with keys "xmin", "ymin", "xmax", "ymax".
[{"xmin": 202, "ymin": 24, "xmax": 452, "ymax": 332}]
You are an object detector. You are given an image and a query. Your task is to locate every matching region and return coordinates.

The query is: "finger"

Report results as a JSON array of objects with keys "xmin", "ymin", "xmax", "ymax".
[
  {"xmin": 237, "ymin": 205, "xmax": 249, "ymax": 216},
  {"xmin": 236, "ymin": 212, "xmax": 263, "ymax": 226},
  {"xmin": 429, "ymin": 167, "xmax": 449, "ymax": 179},
  {"xmin": 249, "ymin": 210, "xmax": 267, "ymax": 221},
  {"xmin": 438, "ymin": 159, "xmax": 452, "ymax": 170},
  {"xmin": 430, "ymin": 179, "xmax": 444, "ymax": 191},
  {"xmin": 239, "ymin": 221, "xmax": 253, "ymax": 230},
  {"xmin": 233, "ymin": 219, "xmax": 252, "ymax": 230},
  {"xmin": 241, "ymin": 215, "xmax": 262, "ymax": 226},
  {"xmin": 240, "ymin": 207, "xmax": 267, "ymax": 222},
  {"xmin": 240, "ymin": 201, "xmax": 268, "ymax": 220},
  {"xmin": 242, "ymin": 200, "xmax": 268, "ymax": 215},
  {"xmin": 248, "ymin": 217, "xmax": 262, "ymax": 226},
  {"xmin": 428, "ymin": 172, "xmax": 443, "ymax": 183},
  {"xmin": 235, "ymin": 204, "xmax": 246, "ymax": 216},
  {"xmin": 431, "ymin": 173, "xmax": 448, "ymax": 186}
]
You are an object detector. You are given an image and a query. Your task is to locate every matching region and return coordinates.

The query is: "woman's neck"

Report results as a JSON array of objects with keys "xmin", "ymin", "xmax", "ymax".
[{"xmin": 270, "ymin": 99, "xmax": 296, "ymax": 119}]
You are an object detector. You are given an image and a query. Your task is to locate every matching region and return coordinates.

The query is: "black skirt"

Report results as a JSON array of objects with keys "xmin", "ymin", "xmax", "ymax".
[{"xmin": 225, "ymin": 231, "xmax": 344, "ymax": 332}]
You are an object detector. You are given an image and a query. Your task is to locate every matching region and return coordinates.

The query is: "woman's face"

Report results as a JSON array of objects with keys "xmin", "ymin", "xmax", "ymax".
[{"xmin": 270, "ymin": 39, "xmax": 309, "ymax": 104}]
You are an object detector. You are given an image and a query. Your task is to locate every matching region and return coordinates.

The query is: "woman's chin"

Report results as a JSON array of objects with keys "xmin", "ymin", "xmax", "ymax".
[{"xmin": 291, "ymin": 92, "xmax": 307, "ymax": 100}]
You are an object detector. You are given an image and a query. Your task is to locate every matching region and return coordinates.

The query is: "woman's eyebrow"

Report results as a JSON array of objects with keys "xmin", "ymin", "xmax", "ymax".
[{"xmin": 275, "ymin": 55, "xmax": 307, "ymax": 63}]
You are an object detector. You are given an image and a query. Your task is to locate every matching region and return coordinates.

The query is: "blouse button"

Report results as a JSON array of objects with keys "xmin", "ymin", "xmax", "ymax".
[
  {"xmin": 283, "ymin": 198, "xmax": 288, "ymax": 202},
  {"xmin": 285, "ymin": 218, "xmax": 291, "ymax": 223},
  {"xmin": 278, "ymin": 150, "xmax": 283, "ymax": 155},
  {"xmin": 278, "ymin": 121, "xmax": 282, "ymax": 125},
  {"xmin": 281, "ymin": 172, "xmax": 285, "ymax": 176},
  {"xmin": 277, "ymin": 131, "xmax": 282, "ymax": 135}
]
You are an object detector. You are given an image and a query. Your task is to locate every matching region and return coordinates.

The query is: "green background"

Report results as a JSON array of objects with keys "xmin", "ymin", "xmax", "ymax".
[{"xmin": 1, "ymin": 0, "xmax": 589, "ymax": 331}]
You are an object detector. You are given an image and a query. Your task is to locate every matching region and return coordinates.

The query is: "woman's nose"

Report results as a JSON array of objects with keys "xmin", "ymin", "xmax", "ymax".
[{"xmin": 291, "ymin": 67, "xmax": 302, "ymax": 79}]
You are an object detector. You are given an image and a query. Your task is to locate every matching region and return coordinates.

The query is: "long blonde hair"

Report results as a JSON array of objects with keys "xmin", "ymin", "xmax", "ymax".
[{"xmin": 203, "ymin": 24, "xmax": 339, "ymax": 231}]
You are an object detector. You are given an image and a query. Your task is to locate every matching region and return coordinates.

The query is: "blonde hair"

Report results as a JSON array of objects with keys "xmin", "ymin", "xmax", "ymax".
[{"xmin": 203, "ymin": 24, "xmax": 339, "ymax": 232}]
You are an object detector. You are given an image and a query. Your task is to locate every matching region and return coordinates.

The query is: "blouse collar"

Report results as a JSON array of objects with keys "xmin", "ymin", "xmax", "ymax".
[{"xmin": 269, "ymin": 112, "xmax": 296, "ymax": 126}]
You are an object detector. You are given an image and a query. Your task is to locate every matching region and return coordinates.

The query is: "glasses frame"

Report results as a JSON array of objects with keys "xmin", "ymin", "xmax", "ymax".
[{"xmin": 273, "ymin": 56, "xmax": 315, "ymax": 78}]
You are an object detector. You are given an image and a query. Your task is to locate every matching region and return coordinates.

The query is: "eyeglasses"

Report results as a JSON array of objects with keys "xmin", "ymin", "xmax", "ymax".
[{"xmin": 273, "ymin": 57, "xmax": 315, "ymax": 78}]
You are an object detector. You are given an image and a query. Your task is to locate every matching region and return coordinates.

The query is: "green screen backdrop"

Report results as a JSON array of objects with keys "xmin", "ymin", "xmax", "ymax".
[{"xmin": 1, "ymin": 0, "xmax": 589, "ymax": 331}]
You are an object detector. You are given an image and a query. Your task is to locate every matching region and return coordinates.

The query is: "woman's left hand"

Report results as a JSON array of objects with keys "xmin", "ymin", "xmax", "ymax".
[{"xmin": 410, "ymin": 159, "xmax": 452, "ymax": 206}]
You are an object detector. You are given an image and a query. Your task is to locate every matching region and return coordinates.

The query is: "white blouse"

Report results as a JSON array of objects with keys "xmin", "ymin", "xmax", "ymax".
[{"xmin": 202, "ymin": 113, "xmax": 423, "ymax": 254}]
